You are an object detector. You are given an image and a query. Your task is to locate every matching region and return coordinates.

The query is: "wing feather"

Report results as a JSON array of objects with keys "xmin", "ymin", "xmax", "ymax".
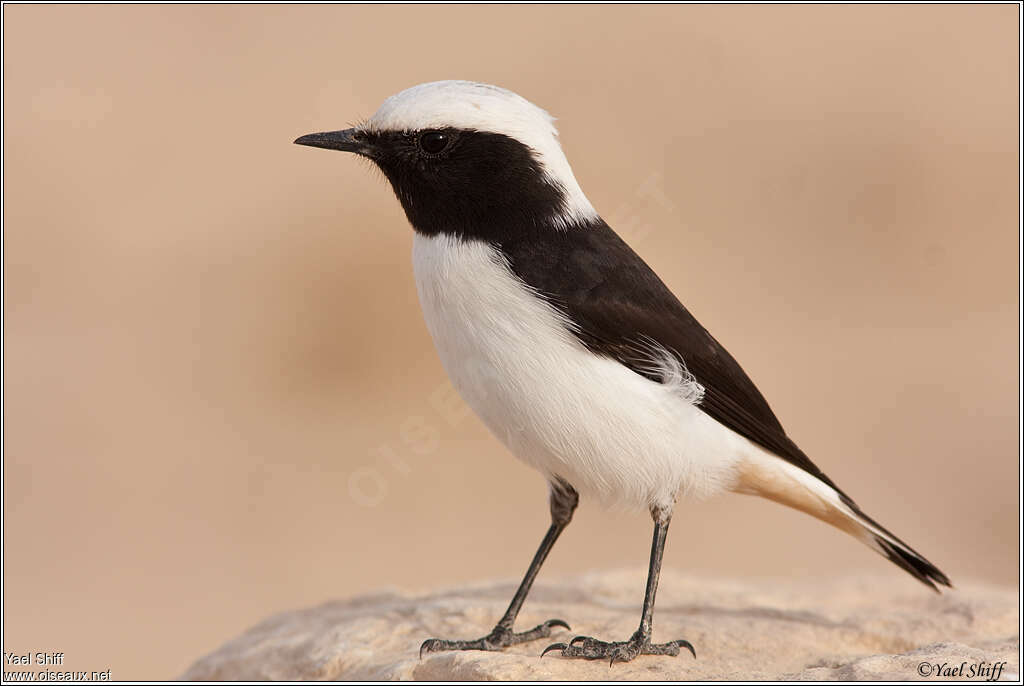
[{"xmin": 499, "ymin": 219, "xmax": 847, "ymax": 497}]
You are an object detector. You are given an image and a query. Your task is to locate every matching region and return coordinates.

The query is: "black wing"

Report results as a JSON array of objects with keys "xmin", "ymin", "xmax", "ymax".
[{"xmin": 498, "ymin": 218, "xmax": 846, "ymax": 497}]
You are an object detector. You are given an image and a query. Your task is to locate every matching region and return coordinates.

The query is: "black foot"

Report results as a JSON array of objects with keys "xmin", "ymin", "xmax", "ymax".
[
  {"xmin": 542, "ymin": 630, "xmax": 696, "ymax": 666},
  {"xmin": 420, "ymin": 619, "xmax": 570, "ymax": 658}
]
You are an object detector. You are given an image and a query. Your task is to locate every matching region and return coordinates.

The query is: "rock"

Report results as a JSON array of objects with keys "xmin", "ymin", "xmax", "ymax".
[{"xmin": 181, "ymin": 569, "xmax": 1019, "ymax": 680}]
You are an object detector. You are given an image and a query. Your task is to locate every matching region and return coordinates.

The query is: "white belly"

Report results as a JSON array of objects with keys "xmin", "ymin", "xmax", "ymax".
[{"xmin": 412, "ymin": 232, "xmax": 746, "ymax": 510}]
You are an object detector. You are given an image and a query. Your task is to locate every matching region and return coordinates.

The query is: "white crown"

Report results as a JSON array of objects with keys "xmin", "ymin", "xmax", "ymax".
[{"xmin": 362, "ymin": 81, "xmax": 597, "ymax": 228}]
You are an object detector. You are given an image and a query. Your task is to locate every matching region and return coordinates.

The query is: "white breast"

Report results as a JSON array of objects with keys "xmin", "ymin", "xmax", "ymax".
[{"xmin": 412, "ymin": 232, "xmax": 748, "ymax": 510}]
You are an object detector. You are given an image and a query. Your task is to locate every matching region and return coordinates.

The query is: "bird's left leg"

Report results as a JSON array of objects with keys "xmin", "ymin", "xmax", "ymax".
[
  {"xmin": 542, "ymin": 504, "xmax": 695, "ymax": 665},
  {"xmin": 419, "ymin": 479, "xmax": 578, "ymax": 656}
]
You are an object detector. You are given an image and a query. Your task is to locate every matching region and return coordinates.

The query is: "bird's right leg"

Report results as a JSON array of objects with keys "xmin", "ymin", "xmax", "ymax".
[
  {"xmin": 419, "ymin": 478, "xmax": 578, "ymax": 657},
  {"xmin": 541, "ymin": 504, "xmax": 695, "ymax": 665}
]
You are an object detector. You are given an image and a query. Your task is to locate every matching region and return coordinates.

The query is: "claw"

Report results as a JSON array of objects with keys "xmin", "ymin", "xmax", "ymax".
[
  {"xmin": 541, "ymin": 642, "xmax": 566, "ymax": 658},
  {"xmin": 419, "ymin": 639, "xmax": 438, "ymax": 659},
  {"xmin": 609, "ymin": 647, "xmax": 634, "ymax": 667},
  {"xmin": 569, "ymin": 635, "xmax": 588, "ymax": 647},
  {"xmin": 676, "ymin": 639, "xmax": 696, "ymax": 659},
  {"xmin": 545, "ymin": 618, "xmax": 571, "ymax": 631}
]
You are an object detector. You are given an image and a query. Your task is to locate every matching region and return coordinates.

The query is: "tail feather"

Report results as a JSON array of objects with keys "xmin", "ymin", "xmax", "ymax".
[
  {"xmin": 846, "ymin": 502, "xmax": 952, "ymax": 591},
  {"xmin": 735, "ymin": 451, "xmax": 952, "ymax": 591}
]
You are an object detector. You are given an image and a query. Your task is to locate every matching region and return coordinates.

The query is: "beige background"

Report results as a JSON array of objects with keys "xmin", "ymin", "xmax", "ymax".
[{"xmin": 3, "ymin": 5, "xmax": 1019, "ymax": 680}]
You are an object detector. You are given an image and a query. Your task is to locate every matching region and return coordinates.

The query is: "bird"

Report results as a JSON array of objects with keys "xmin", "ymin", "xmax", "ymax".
[{"xmin": 294, "ymin": 80, "xmax": 950, "ymax": 665}]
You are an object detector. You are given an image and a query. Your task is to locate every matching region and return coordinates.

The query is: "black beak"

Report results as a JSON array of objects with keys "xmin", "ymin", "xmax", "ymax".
[{"xmin": 293, "ymin": 128, "xmax": 368, "ymax": 154}]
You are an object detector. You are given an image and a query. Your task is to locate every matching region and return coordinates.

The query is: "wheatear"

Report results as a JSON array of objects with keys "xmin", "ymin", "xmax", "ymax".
[{"xmin": 295, "ymin": 80, "xmax": 949, "ymax": 665}]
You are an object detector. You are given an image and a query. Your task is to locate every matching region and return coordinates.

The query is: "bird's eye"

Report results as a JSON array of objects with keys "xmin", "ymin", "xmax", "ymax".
[{"xmin": 419, "ymin": 131, "xmax": 450, "ymax": 155}]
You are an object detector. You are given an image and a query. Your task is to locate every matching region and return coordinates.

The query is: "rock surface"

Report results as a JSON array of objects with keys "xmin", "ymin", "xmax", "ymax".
[{"xmin": 182, "ymin": 570, "xmax": 1019, "ymax": 680}]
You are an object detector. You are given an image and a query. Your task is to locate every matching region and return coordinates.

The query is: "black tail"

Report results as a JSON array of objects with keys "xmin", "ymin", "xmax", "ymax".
[{"xmin": 849, "ymin": 502, "xmax": 952, "ymax": 592}]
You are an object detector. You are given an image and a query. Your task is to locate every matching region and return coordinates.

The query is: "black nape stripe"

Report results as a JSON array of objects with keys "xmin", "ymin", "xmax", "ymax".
[{"xmin": 364, "ymin": 128, "xmax": 573, "ymax": 241}]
